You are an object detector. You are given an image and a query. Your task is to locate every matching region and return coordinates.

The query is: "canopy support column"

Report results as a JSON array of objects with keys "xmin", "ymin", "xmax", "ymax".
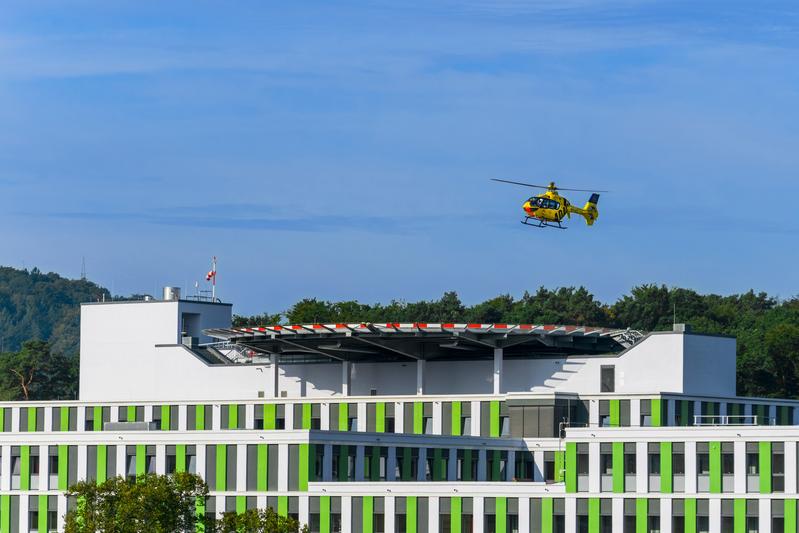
[
  {"xmin": 416, "ymin": 359, "xmax": 426, "ymax": 395},
  {"xmin": 270, "ymin": 354, "xmax": 280, "ymax": 398},
  {"xmin": 342, "ymin": 361, "xmax": 351, "ymax": 396},
  {"xmin": 493, "ymin": 347, "xmax": 503, "ymax": 395}
]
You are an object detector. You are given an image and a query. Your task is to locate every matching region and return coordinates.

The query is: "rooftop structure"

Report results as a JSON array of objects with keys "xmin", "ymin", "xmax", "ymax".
[{"xmin": 0, "ymin": 293, "xmax": 795, "ymax": 532}]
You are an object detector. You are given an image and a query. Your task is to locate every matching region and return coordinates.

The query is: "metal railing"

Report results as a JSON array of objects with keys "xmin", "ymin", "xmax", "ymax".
[{"xmin": 693, "ymin": 414, "xmax": 768, "ymax": 426}]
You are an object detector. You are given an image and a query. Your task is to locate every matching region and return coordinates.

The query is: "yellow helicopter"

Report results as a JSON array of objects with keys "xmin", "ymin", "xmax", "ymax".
[{"xmin": 492, "ymin": 179, "xmax": 606, "ymax": 229}]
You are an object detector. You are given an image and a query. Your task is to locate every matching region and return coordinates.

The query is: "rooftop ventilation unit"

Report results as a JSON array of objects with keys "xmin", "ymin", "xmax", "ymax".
[{"xmin": 163, "ymin": 286, "xmax": 181, "ymax": 301}]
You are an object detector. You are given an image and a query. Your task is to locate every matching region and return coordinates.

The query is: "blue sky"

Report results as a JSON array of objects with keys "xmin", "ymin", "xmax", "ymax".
[{"xmin": 1, "ymin": 1, "xmax": 798, "ymax": 315}]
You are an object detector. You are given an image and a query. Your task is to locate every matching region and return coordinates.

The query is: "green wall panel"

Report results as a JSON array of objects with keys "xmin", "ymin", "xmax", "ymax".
[
  {"xmin": 651, "ymin": 398, "xmax": 662, "ymax": 427},
  {"xmin": 236, "ymin": 495, "xmax": 246, "ymax": 515},
  {"xmin": 28, "ymin": 407, "xmax": 37, "ymax": 432},
  {"xmin": 0, "ymin": 408, "xmax": 4, "ymax": 433},
  {"xmin": 38, "ymin": 494, "xmax": 47, "ymax": 533},
  {"xmin": 277, "ymin": 496, "xmax": 288, "ymax": 517},
  {"xmin": 228, "ymin": 404, "xmax": 238, "ymax": 429},
  {"xmin": 58, "ymin": 445, "xmax": 68, "ymax": 491},
  {"xmin": 451, "ymin": 401, "xmax": 461, "ymax": 436},
  {"xmin": 734, "ymin": 498, "xmax": 746, "ymax": 533},
  {"xmin": 0, "ymin": 495, "xmax": 9, "ymax": 533},
  {"xmin": 588, "ymin": 498, "xmax": 600, "ymax": 533},
  {"xmin": 176, "ymin": 445, "xmax": 186, "ymax": 474},
  {"xmin": 215, "ymin": 444, "xmax": 227, "ymax": 491},
  {"xmin": 97, "ymin": 444, "xmax": 107, "ymax": 482},
  {"xmin": 127, "ymin": 405, "xmax": 136, "ymax": 422},
  {"xmin": 257, "ymin": 444, "xmax": 268, "ymax": 491},
  {"xmin": 299, "ymin": 443, "xmax": 309, "ymax": 491},
  {"xmin": 263, "ymin": 404, "xmax": 276, "ymax": 430},
  {"xmin": 784, "ymin": 500, "xmax": 796, "ymax": 533},
  {"xmin": 541, "ymin": 497, "xmax": 553, "ymax": 533},
  {"xmin": 20, "ymin": 445, "xmax": 30, "ymax": 490},
  {"xmin": 338, "ymin": 403, "xmax": 349, "ymax": 431},
  {"xmin": 612, "ymin": 442, "xmax": 624, "ymax": 493},
  {"xmin": 554, "ymin": 451, "xmax": 565, "ymax": 483},
  {"xmin": 680, "ymin": 401, "xmax": 691, "ymax": 426},
  {"xmin": 363, "ymin": 495, "xmax": 374, "ymax": 533},
  {"xmin": 60, "ymin": 406, "xmax": 70, "ymax": 432},
  {"xmin": 565, "ymin": 442, "xmax": 577, "ymax": 493},
  {"xmin": 660, "ymin": 442, "xmax": 672, "ymax": 493},
  {"xmin": 636, "ymin": 498, "xmax": 647, "ymax": 533},
  {"xmin": 93, "ymin": 406, "xmax": 103, "ymax": 431},
  {"xmin": 760, "ymin": 441, "xmax": 772, "ymax": 493},
  {"xmin": 496, "ymin": 496, "xmax": 507, "ymax": 533},
  {"xmin": 302, "ymin": 403, "xmax": 312, "ymax": 430},
  {"xmin": 451, "ymin": 496, "xmax": 462, "ymax": 533},
  {"xmin": 375, "ymin": 402, "xmax": 385, "ymax": 433},
  {"xmin": 709, "ymin": 441, "xmax": 722, "ymax": 493},
  {"xmin": 161, "ymin": 405, "xmax": 171, "ymax": 431},
  {"xmin": 320, "ymin": 496, "xmax": 331, "ymax": 533},
  {"xmin": 136, "ymin": 444, "xmax": 146, "ymax": 478},
  {"xmin": 490, "ymin": 400, "xmax": 500, "ymax": 437},
  {"xmin": 684, "ymin": 498, "xmax": 696, "ymax": 533},
  {"xmin": 491, "ymin": 450, "xmax": 502, "ymax": 481},
  {"xmin": 196, "ymin": 405, "xmax": 206, "ymax": 430},
  {"xmin": 406, "ymin": 496, "xmax": 417, "ymax": 533}
]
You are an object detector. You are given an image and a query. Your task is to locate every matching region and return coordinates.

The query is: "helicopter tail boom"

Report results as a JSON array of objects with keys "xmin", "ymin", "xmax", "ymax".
[{"xmin": 571, "ymin": 193, "xmax": 599, "ymax": 225}]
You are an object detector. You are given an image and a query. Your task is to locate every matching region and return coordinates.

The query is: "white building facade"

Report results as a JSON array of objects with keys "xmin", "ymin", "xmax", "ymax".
[{"xmin": 0, "ymin": 298, "xmax": 796, "ymax": 532}]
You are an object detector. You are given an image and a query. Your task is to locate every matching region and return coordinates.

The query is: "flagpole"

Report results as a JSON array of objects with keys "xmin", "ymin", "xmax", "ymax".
[{"xmin": 212, "ymin": 256, "xmax": 217, "ymax": 301}]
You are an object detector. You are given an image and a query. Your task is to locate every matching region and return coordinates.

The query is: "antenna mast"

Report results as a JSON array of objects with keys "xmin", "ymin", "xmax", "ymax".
[{"xmin": 80, "ymin": 257, "xmax": 86, "ymax": 281}]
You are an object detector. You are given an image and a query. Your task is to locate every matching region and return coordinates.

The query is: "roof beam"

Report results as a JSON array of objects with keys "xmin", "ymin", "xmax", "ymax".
[
  {"xmin": 271, "ymin": 338, "xmax": 347, "ymax": 362},
  {"xmin": 350, "ymin": 336, "xmax": 420, "ymax": 360},
  {"xmin": 453, "ymin": 331, "xmax": 499, "ymax": 349}
]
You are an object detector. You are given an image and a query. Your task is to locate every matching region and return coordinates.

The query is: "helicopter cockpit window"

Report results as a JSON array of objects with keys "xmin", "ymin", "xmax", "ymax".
[{"xmin": 537, "ymin": 198, "xmax": 559, "ymax": 209}]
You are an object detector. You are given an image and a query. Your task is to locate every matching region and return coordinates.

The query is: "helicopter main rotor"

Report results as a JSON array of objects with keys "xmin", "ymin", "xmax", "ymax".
[{"xmin": 491, "ymin": 178, "xmax": 609, "ymax": 193}]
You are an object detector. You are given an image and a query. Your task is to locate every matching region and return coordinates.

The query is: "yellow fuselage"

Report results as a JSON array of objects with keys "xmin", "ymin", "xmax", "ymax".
[
  {"xmin": 522, "ymin": 188, "xmax": 599, "ymax": 226},
  {"xmin": 522, "ymin": 190, "xmax": 569, "ymax": 222}
]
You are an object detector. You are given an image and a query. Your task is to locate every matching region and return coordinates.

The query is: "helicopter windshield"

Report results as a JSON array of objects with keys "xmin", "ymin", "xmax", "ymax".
[{"xmin": 533, "ymin": 197, "xmax": 559, "ymax": 209}]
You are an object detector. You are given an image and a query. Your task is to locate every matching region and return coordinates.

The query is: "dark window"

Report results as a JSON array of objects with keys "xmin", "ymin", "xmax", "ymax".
[{"xmin": 600, "ymin": 366, "xmax": 615, "ymax": 393}]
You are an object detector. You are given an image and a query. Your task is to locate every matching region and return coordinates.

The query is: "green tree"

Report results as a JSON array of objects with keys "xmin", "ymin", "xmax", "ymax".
[
  {"xmin": 233, "ymin": 313, "xmax": 284, "ymax": 328},
  {"xmin": 0, "ymin": 340, "xmax": 78, "ymax": 401},
  {"xmin": 64, "ymin": 473, "xmax": 209, "ymax": 533},
  {"xmin": 214, "ymin": 508, "xmax": 309, "ymax": 533},
  {"xmin": 764, "ymin": 323, "xmax": 799, "ymax": 398}
]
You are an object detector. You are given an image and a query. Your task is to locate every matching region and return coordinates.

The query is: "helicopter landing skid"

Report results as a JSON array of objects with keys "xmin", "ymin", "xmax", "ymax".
[{"xmin": 521, "ymin": 217, "xmax": 567, "ymax": 229}]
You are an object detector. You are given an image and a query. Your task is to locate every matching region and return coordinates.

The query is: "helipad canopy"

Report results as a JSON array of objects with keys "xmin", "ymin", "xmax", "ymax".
[{"xmin": 204, "ymin": 323, "xmax": 638, "ymax": 364}]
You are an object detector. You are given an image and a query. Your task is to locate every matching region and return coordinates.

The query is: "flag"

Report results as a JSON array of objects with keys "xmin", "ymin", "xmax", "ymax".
[{"xmin": 206, "ymin": 256, "xmax": 217, "ymax": 284}]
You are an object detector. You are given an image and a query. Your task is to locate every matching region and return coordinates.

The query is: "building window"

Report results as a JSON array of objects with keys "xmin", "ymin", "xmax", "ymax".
[
  {"xmin": 773, "ymin": 442, "xmax": 785, "ymax": 493},
  {"xmin": 576, "ymin": 444, "xmax": 589, "ymax": 492},
  {"xmin": 746, "ymin": 442, "xmax": 760, "ymax": 492},
  {"xmin": 599, "ymin": 401, "xmax": 611, "ymax": 427},
  {"xmin": 600, "ymin": 366, "xmax": 615, "ymax": 393}
]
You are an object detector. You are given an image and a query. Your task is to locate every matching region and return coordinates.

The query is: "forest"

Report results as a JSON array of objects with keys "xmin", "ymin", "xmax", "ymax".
[{"xmin": 0, "ymin": 265, "xmax": 796, "ymax": 400}]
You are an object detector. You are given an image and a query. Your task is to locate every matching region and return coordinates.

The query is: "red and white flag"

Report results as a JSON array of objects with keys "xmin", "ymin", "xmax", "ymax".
[{"xmin": 206, "ymin": 256, "xmax": 217, "ymax": 284}]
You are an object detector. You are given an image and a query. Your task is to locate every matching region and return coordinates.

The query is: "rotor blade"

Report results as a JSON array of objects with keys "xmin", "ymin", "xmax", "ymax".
[
  {"xmin": 490, "ymin": 178, "xmax": 549, "ymax": 189},
  {"xmin": 555, "ymin": 187, "xmax": 611, "ymax": 193},
  {"xmin": 491, "ymin": 178, "xmax": 609, "ymax": 193}
]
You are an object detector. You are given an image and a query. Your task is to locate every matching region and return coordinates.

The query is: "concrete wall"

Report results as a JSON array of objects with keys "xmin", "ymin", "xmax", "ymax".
[
  {"xmin": 80, "ymin": 300, "xmax": 232, "ymax": 402},
  {"xmin": 502, "ymin": 332, "xmax": 735, "ymax": 397}
]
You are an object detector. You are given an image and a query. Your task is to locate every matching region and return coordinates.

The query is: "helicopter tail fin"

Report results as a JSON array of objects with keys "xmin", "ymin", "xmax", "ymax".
[{"xmin": 581, "ymin": 194, "xmax": 600, "ymax": 225}]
